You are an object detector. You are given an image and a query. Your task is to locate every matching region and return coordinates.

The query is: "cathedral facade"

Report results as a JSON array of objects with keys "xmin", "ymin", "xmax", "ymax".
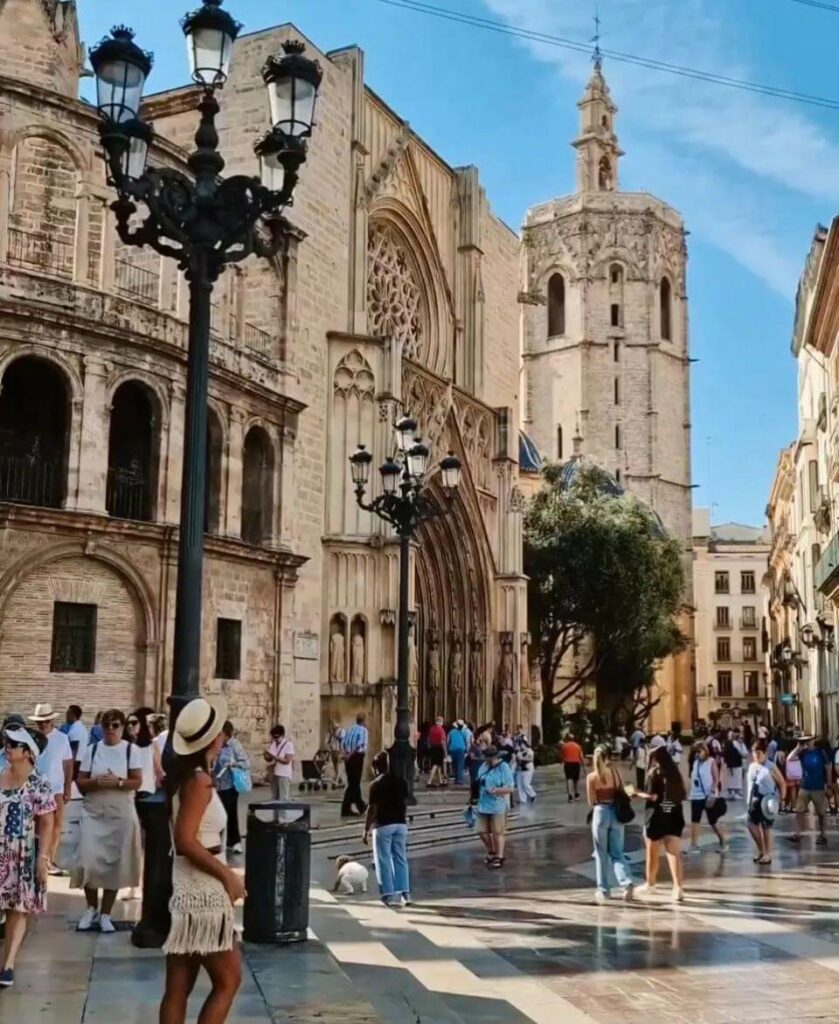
[
  {"xmin": 520, "ymin": 62, "xmax": 695, "ymax": 728},
  {"xmin": 0, "ymin": 2, "xmax": 533, "ymax": 757}
]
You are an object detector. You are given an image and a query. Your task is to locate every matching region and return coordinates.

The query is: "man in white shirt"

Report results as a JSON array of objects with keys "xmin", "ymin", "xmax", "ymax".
[
  {"xmin": 30, "ymin": 702, "xmax": 73, "ymax": 873},
  {"xmin": 264, "ymin": 724, "xmax": 295, "ymax": 803}
]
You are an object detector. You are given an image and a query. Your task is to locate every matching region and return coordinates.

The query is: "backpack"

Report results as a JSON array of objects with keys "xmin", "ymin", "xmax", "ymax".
[{"xmin": 723, "ymin": 742, "xmax": 742, "ymax": 770}]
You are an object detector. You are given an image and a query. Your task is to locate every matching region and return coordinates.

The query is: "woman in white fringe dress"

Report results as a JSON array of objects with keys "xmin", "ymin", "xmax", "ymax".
[{"xmin": 159, "ymin": 697, "xmax": 246, "ymax": 1024}]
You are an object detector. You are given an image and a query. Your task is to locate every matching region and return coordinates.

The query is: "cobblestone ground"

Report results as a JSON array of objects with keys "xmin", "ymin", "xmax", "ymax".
[{"xmin": 5, "ymin": 785, "xmax": 839, "ymax": 1023}]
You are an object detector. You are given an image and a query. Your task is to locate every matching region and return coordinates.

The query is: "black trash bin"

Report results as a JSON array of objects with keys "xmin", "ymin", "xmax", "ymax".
[{"xmin": 243, "ymin": 802, "xmax": 311, "ymax": 944}]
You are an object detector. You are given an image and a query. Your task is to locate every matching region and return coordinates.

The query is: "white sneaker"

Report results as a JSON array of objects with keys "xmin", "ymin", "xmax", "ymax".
[
  {"xmin": 635, "ymin": 883, "xmax": 657, "ymax": 896},
  {"xmin": 672, "ymin": 886, "xmax": 685, "ymax": 903},
  {"xmin": 99, "ymin": 914, "xmax": 115, "ymax": 934},
  {"xmin": 684, "ymin": 846, "xmax": 701, "ymax": 856},
  {"xmin": 231, "ymin": 843, "xmax": 243, "ymax": 854},
  {"xmin": 594, "ymin": 890, "xmax": 609, "ymax": 904},
  {"xmin": 77, "ymin": 908, "xmax": 100, "ymax": 932},
  {"xmin": 719, "ymin": 844, "xmax": 730, "ymax": 855}
]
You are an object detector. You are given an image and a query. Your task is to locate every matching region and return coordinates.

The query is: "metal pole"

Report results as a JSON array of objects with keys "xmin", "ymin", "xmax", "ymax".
[
  {"xmin": 171, "ymin": 253, "xmax": 212, "ymax": 703},
  {"xmin": 389, "ymin": 529, "xmax": 416, "ymax": 801}
]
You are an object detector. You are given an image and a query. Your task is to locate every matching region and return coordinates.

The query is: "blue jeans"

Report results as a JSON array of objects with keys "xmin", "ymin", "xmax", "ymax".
[
  {"xmin": 592, "ymin": 804, "xmax": 633, "ymax": 895},
  {"xmin": 450, "ymin": 749, "xmax": 466, "ymax": 784},
  {"xmin": 372, "ymin": 823, "xmax": 410, "ymax": 902}
]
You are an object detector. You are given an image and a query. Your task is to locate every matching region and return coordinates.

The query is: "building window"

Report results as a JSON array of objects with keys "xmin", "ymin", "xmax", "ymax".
[
  {"xmin": 610, "ymin": 303, "xmax": 621, "ymax": 327},
  {"xmin": 615, "ymin": 425, "xmax": 621, "ymax": 450},
  {"xmin": 812, "ymin": 543, "xmax": 822, "ymax": 587},
  {"xmin": 660, "ymin": 277, "xmax": 672, "ymax": 341},
  {"xmin": 808, "ymin": 460, "xmax": 820, "ymax": 512},
  {"xmin": 716, "ymin": 637, "xmax": 730, "ymax": 662},
  {"xmin": 716, "ymin": 606, "xmax": 730, "ymax": 627},
  {"xmin": 741, "ymin": 571, "xmax": 756, "ymax": 594},
  {"xmin": 744, "ymin": 671, "xmax": 760, "ymax": 697},
  {"xmin": 743, "ymin": 637, "xmax": 757, "ymax": 661},
  {"xmin": 242, "ymin": 426, "xmax": 275, "ymax": 545},
  {"xmin": 614, "ymin": 378, "xmax": 620, "ymax": 405},
  {"xmin": 107, "ymin": 380, "xmax": 157, "ymax": 522},
  {"xmin": 610, "ymin": 264, "xmax": 623, "ymax": 285},
  {"xmin": 556, "ymin": 425, "xmax": 563, "ymax": 460},
  {"xmin": 717, "ymin": 671, "xmax": 732, "ymax": 697},
  {"xmin": 50, "ymin": 602, "xmax": 97, "ymax": 673},
  {"xmin": 215, "ymin": 618, "xmax": 241, "ymax": 679},
  {"xmin": 715, "ymin": 571, "xmax": 730, "ymax": 594},
  {"xmin": 547, "ymin": 273, "xmax": 565, "ymax": 337},
  {"xmin": 742, "ymin": 606, "xmax": 756, "ymax": 627},
  {"xmin": 615, "ymin": 468, "xmax": 621, "ymax": 484},
  {"xmin": 613, "ymin": 341, "xmax": 620, "ymax": 362}
]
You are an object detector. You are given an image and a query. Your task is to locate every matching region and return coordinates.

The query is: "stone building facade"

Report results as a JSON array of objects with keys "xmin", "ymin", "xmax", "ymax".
[
  {"xmin": 0, "ymin": 2, "xmax": 534, "ymax": 757},
  {"xmin": 520, "ymin": 61, "xmax": 694, "ymax": 729}
]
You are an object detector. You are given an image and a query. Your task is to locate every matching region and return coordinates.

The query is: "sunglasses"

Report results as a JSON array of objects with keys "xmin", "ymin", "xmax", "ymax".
[
  {"xmin": 3, "ymin": 738, "xmax": 27, "ymax": 750},
  {"xmin": 103, "ymin": 721, "xmax": 122, "ymax": 730},
  {"xmin": 126, "ymin": 719, "xmax": 139, "ymax": 727}
]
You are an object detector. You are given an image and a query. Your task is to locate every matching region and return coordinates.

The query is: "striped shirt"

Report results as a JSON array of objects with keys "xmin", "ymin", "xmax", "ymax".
[{"xmin": 341, "ymin": 724, "xmax": 368, "ymax": 756}]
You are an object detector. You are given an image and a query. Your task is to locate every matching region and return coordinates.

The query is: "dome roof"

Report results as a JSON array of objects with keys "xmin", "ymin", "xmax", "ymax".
[
  {"xmin": 519, "ymin": 431, "xmax": 543, "ymax": 473},
  {"xmin": 556, "ymin": 458, "xmax": 669, "ymax": 540}
]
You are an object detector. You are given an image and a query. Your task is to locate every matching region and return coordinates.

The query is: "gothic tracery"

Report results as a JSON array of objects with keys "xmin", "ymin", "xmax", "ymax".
[{"xmin": 367, "ymin": 222, "xmax": 426, "ymax": 361}]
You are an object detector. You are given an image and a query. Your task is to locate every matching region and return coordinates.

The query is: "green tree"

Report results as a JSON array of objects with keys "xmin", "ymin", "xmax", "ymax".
[{"xmin": 524, "ymin": 462, "xmax": 686, "ymax": 721}]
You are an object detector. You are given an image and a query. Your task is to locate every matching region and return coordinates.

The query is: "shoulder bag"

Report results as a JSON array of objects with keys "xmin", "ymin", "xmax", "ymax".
[{"xmin": 612, "ymin": 768, "xmax": 635, "ymax": 824}]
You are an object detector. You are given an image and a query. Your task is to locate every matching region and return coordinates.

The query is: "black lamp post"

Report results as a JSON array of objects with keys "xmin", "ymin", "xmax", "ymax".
[
  {"xmin": 90, "ymin": 1, "xmax": 321, "ymax": 947},
  {"xmin": 349, "ymin": 416, "xmax": 461, "ymax": 799}
]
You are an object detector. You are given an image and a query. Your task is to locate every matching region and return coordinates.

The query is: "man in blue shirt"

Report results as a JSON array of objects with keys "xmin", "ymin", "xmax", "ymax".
[
  {"xmin": 787, "ymin": 737, "xmax": 830, "ymax": 845},
  {"xmin": 474, "ymin": 746, "xmax": 515, "ymax": 869},
  {"xmin": 341, "ymin": 712, "xmax": 369, "ymax": 817}
]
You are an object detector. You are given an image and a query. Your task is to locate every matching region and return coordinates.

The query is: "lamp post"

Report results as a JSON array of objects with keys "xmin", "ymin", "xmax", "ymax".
[
  {"xmin": 90, "ymin": 1, "xmax": 321, "ymax": 947},
  {"xmin": 349, "ymin": 416, "xmax": 461, "ymax": 798}
]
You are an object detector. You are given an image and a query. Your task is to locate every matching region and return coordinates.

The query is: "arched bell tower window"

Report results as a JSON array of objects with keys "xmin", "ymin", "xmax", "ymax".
[
  {"xmin": 660, "ymin": 277, "xmax": 673, "ymax": 341},
  {"xmin": 547, "ymin": 273, "xmax": 565, "ymax": 337},
  {"xmin": 598, "ymin": 156, "xmax": 613, "ymax": 191}
]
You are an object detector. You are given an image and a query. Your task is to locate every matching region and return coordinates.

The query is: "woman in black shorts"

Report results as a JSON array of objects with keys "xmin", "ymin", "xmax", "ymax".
[{"xmin": 636, "ymin": 747, "xmax": 686, "ymax": 902}]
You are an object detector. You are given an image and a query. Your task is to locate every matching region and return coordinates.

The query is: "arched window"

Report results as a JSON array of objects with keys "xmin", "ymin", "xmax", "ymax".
[
  {"xmin": 205, "ymin": 410, "xmax": 223, "ymax": 535},
  {"xmin": 598, "ymin": 156, "xmax": 613, "ymax": 191},
  {"xmin": 107, "ymin": 381, "xmax": 157, "ymax": 521},
  {"xmin": 660, "ymin": 277, "xmax": 673, "ymax": 341},
  {"xmin": 242, "ymin": 426, "xmax": 275, "ymax": 545},
  {"xmin": 0, "ymin": 356, "xmax": 70, "ymax": 508},
  {"xmin": 615, "ymin": 424, "xmax": 621, "ymax": 450},
  {"xmin": 547, "ymin": 273, "xmax": 565, "ymax": 337},
  {"xmin": 610, "ymin": 303, "xmax": 621, "ymax": 327},
  {"xmin": 556, "ymin": 425, "xmax": 563, "ymax": 460},
  {"xmin": 610, "ymin": 264, "xmax": 623, "ymax": 286}
]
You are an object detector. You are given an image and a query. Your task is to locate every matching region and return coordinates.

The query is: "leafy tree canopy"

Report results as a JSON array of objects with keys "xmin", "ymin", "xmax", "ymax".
[{"xmin": 524, "ymin": 462, "xmax": 686, "ymax": 720}]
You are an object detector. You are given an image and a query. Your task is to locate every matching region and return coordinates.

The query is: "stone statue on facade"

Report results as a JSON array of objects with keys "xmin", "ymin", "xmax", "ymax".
[
  {"xmin": 350, "ymin": 632, "xmax": 365, "ymax": 686},
  {"xmin": 450, "ymin": 633, "xmax": 464, "ymax": 718},
  {"xmin": 498, "ymin": 635, "xmax": 515, "ymax": 693},
  {"xmin": 329, "ymin": 630, "xmax": 345, "ymax": 683},
  {"xmin": 427, "ymin": 635, "xmax": 441, "ymax": 692}
]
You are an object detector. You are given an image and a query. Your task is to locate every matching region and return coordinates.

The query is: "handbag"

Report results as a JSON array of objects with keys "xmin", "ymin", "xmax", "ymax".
[
  {"xmin": 463, "ymin": 805, "xmax": 477, "ymax": 829},
  {"xmin": 230, "ymin": 766, "xmax": 252, "ymax": 794},
  {"xmin": 612, "ymin": 770, "xmax": 635, "ymax": 824}
]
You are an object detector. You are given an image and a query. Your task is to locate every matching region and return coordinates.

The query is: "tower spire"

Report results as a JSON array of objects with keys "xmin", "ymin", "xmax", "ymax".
[{"xmin": 571, "ymin": 41, "xmax": 623, "ymax": 194}]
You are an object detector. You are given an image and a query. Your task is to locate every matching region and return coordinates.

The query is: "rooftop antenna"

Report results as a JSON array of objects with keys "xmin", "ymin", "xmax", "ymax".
[{"xmin": 591, "ymin": 3, "xmax": 603, "ymax": 70}]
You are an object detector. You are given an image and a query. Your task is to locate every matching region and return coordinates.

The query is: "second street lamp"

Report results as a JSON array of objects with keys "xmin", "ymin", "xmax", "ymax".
[
  {"xmin": 350, "ymin": 422, "xmax": 461, "ymax": 798},
  {"xmin": 90, "ymin": 0, "xmax": 321, "ymax": 947}
]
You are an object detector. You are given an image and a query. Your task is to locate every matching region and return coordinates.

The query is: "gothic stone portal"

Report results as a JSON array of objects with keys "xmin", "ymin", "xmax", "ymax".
[{"xmin": 413, "ymin": 487, "xmax": 491, "ymax": 727}]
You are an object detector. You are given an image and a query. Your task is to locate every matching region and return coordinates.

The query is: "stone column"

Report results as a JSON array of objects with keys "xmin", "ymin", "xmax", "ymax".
[
  {"xmin": 226, "ymin": 408, "xmax": 245, "ymax": 538},
  {"xmin": 71, "ymin": 356, "xmax": 109, "ymax": 513},
  {"xmin": 164, "ymin": 381, "xmax": 185, "ymax": 525},
  {"xmin": 278, "ymin": 419, "xmax": 297, "ymax": 547}
]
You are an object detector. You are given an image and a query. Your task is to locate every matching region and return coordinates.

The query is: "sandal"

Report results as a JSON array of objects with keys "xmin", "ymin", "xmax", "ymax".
[
  {"xmin": 489, "ymin": 857, "xmax": 505, "ymax": 869},
  {"xmin": 758, "ymin": 856, "xmax": 772, "ymax": 865}
]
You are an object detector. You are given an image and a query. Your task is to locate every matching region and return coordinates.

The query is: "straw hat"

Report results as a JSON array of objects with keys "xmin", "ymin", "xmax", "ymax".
[
  {"xmin": 172, "ymin": 696, "xmax": 227, "ymax": 756},
  {"xmin": 29, "ymin": 702, "xmax": 58, "ymax": 722}
]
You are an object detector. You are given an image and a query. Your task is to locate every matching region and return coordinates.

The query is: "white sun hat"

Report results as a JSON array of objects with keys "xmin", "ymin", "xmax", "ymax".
[
  {"xmin": 28, "ymin": 702, "xmax": 58, "ymax": 722},
  {"xmin": 172, "ymin": 696, "xmax": 228, "ymax": 756},
  {"xmin": 3, "ymin": 726, "xmax": 41, "ymax": 758}
]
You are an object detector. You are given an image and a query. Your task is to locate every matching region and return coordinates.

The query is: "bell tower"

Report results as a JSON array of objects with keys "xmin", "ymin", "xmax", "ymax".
[{"xmin": 572, "ymin": 55, "xmax": 624, "ymax": 193}]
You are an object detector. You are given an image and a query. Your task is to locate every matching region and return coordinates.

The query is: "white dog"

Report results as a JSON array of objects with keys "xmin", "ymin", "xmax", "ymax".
[{"xmin": 333, "ymin": 855, "xmax": 369, "ymax": 895}]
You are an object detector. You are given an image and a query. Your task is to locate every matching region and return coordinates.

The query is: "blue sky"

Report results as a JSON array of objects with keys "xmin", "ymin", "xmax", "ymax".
[{"xmin": 77, "ymin": 0, "xmax": 839, "ymax": 525}]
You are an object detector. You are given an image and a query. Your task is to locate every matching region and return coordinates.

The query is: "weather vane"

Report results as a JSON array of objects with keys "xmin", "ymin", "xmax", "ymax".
[{"xmin": 591, "ymin": 3, "xmax": 603, "ymax": 70}]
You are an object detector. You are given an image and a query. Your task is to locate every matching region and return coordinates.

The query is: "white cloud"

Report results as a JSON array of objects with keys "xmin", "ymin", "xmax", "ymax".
[{"xmin": 482, "ymin": 0, "xmax": 839, "ymax": 295}]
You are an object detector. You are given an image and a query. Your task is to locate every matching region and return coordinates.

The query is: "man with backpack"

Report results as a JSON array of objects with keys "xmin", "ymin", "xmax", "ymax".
[{"xmin": 447, "ymin": 720, "xmax": 469, "ymax": 785}]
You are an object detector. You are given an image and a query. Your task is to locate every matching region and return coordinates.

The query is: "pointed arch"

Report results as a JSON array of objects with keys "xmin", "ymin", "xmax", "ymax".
[
  {"xmin": 660, "ymin": 276, "xmax": 673, "ymax": 341},
  {"xmin": 547, "ymin": 272, "xmax": 565, "ymax": 337}
]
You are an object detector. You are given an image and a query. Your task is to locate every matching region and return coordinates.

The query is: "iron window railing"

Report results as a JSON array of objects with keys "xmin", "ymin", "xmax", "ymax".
[{"xmin": 7, "ymin": 227, "xmax": 73, "ymax": 279}]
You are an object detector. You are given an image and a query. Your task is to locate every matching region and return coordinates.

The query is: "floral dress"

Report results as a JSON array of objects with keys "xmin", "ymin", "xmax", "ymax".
[{"xmin": 0, "ymin": 771, "xmax": 56, "ymax": 913}]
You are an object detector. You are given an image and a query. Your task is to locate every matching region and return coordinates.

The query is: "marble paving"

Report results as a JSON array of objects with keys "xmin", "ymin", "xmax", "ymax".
[{"xmin": 6, "ymin": 790, "xmax": 839, "ymax": 1022}]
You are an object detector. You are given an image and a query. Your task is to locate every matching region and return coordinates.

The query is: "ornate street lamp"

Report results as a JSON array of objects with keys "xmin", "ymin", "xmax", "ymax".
[
  {"xmin": 350, "ymin": 418, "xmax": 461, "ymax": 797},
  {"xmin": 90, "ymin": 3, "xmax": 321, "ymax": 948}
]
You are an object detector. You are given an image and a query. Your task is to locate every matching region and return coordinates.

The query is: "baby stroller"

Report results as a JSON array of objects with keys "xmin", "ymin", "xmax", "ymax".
[
  {"xmin": 298, "ymin": 756, "xmax": 326, "ymax": 792},
  {"xmin": 317, "ymin": 746, "xmax": 346, "ymax": 790}
]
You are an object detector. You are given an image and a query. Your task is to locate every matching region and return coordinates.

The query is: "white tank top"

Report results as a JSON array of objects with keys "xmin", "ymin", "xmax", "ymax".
[
  {"xmin": 690, "ymin": 758, "xmax": 715, "ymax": 800},
  {"xmin": 173, "ymin": 772, "xmax": 227, "ymax": 850}
]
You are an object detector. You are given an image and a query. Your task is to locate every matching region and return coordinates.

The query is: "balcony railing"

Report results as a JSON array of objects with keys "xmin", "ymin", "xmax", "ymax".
[
  {"xmin": 0, "ymin": 453, "xmax": 61, "ymax": 508},
  {"xmin": 243, "ymin": 322, "xmax": 273, "ymax": 358},
  {"xmin": 7, "ymin": 227, "xmax": 73, "ymax": 280},
  {"xmin": 106, "ymin": 465, "xmax": 150, "ymax": 522},
  {"xmin": 713, "ymin": 620, "xmax": 731, "ymax": 631},
  {"xmin": 115, "ymin": 257, "xmax": 160, "ymax": 305},
  {"xmin": 740, "ymin": 616, "xmax": 759, "ymax": 630},
  {"xmin": 815, "ymin": 533, "xmax": 839, "ymax": 594}
]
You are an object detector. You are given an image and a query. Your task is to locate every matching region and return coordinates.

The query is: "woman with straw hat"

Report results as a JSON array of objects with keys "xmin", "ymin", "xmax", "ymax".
[
  {"xmin": 159, "ymin": 696, "xmax": 245, "ymax": 1024},
  {"xmin": 0, "ymin": 724, "xmax": 55, "ymax": 988}
]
